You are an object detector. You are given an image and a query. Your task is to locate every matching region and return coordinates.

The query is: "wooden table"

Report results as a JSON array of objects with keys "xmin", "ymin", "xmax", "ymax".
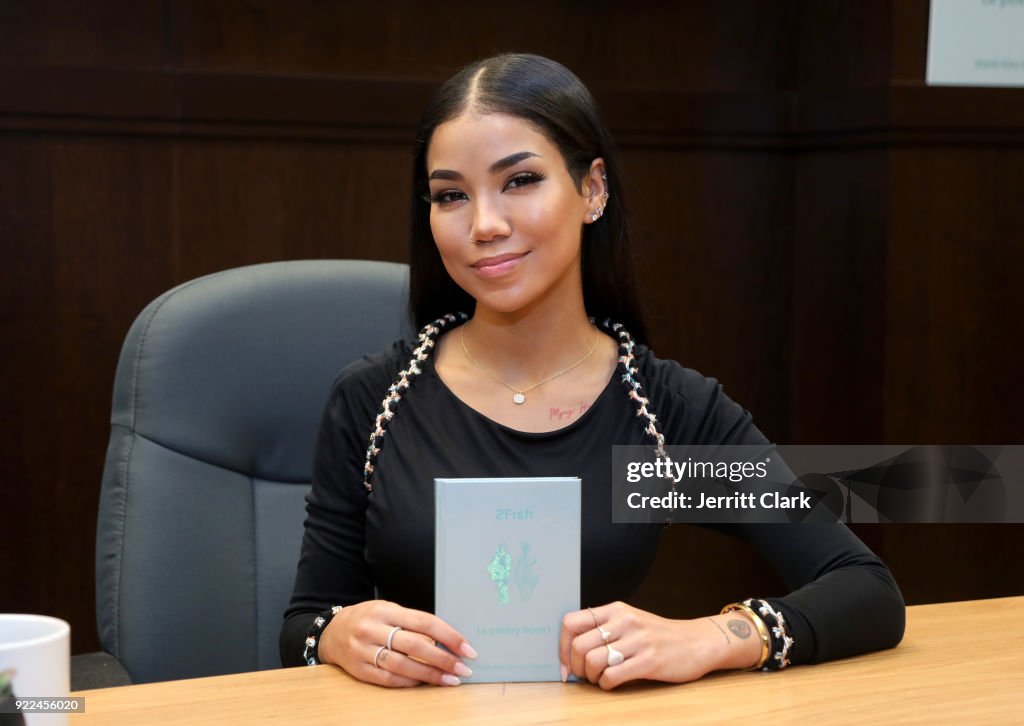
[{"xmin": 72, "ymin": 597, "xmax": 1024, "ymax": 724}]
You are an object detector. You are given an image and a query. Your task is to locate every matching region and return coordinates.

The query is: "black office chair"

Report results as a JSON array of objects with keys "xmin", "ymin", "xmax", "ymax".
[{"xmin": 86, "ymin": 259, "xmax": 408, "ymax": 685}]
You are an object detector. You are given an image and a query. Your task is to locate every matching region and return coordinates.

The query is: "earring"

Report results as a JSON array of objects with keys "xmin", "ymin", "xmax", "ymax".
[{"xmin": 591, "ymin": 173, "xmax": 609, "ymax": 221}]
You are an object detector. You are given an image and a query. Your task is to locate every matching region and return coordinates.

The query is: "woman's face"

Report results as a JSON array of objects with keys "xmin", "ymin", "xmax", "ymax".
[{"xmin": 425, "ymin": 112, "xmax": 605, "ymax": 318}]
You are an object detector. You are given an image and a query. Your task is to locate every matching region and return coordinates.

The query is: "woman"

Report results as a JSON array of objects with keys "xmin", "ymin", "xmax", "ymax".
[{"xmin": 280, "ymin": 53, "xmax": 905, "ymax": 689}]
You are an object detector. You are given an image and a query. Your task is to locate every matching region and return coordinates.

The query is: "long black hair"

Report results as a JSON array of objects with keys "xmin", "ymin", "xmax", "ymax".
[{"xmin": 408, "ymin": 53, "xmax": 648, "ymax": 343}]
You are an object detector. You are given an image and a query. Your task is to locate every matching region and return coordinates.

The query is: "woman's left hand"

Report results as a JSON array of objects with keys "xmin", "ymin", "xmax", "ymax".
[{"xmin": 559, "ymin": 601, "xmax": 755, "ymax": 690}]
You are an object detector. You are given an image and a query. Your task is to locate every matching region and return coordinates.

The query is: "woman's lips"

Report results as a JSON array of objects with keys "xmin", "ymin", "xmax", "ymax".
[{"xmin": 472, "ymin": 252, "xmax": 527, "ymax": 278}]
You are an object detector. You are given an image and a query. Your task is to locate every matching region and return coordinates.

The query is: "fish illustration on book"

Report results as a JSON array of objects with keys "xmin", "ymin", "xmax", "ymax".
[
  {"xmin": 486, "ymin": 544, "xmax": 513, "ymax": 604},
  {"xmin": 516, "ymin": 542, "xmax": 539, "ymax": 601},
  {"xmin": 486, "ymin": 542, "xmax": 540, "ymax": 604}
]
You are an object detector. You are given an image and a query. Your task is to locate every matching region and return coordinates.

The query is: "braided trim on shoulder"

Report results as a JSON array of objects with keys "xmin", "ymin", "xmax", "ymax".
[
  {"xmin": 594, "ymin": 319, "xmax": 667, "ymax": 454},
  {"xmin": 363, "ymin": 312, "xmax": 468, "ymax": 492},
  {"xmin": 595, "ymin": 318, "xmax": 677, "ymax": 518}
]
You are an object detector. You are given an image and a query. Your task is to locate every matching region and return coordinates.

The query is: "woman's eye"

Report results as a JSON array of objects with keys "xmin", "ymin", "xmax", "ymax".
[
  {"xmin": 426, "ymin": 190, "xmax": 468, "ymax": 207},
  {"xmin": 504, "ymin": 172, "xmax": 545, "ymax": 191}
]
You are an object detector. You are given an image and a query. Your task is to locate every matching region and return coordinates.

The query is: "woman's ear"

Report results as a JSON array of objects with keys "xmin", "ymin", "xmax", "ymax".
[{"xmin": 583, "ymin": 158, "xmax": 609, "ymax": 224}]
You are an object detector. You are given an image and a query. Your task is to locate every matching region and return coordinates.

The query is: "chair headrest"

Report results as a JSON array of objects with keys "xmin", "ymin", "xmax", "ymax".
[{"xmin": 110, "ymin": 260, "xmax": 409, "ymax": 481}]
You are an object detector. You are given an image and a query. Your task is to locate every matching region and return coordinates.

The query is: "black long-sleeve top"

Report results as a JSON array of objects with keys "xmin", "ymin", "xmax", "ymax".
[{"xmin": 281, "ymin": 335, "xmax": 905, "ymax": 667}]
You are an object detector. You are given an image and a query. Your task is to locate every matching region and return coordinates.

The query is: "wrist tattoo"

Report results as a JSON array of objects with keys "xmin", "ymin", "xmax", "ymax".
[
  {"xmin": 707, "ymin": 617, "xmax": 730, "ymax": 644},
  {"xmin": 727, "ymin": 618, "xmax": 752, "ymax": 639}
]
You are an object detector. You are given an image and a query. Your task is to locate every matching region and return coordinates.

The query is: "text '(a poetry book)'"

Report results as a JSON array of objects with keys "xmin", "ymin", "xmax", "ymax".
[{"xmin": 435, "ymin": 477, "xmax": 581, "ymax": 683}]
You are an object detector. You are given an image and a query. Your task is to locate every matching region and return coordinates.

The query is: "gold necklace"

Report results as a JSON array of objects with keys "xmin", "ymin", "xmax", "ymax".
[{"xmin": 460, "ymin": 325, "xmax": 601, "ymax": 405}]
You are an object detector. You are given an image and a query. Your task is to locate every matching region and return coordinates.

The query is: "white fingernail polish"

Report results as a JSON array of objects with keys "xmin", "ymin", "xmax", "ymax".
[
  {"xmin": 441, "ymin": 674, "xmax": 461, "ymax": 686},
  {"xmin": 454, "ymin": 662, "xmax": 473, "ymax": 677}
]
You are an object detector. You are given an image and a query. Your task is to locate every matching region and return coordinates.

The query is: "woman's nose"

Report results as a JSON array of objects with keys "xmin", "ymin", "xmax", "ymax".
[{"xmin": 469, "ymin": 197, "xmax": 512, "ymax": 243}]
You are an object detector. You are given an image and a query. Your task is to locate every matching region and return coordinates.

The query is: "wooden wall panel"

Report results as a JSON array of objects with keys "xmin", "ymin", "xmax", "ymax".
[
  {"xmin": 796, "ymin": 0, "xmax": 892, "ymax": 89},
  {"xmin": 623, "ymin": 148, "xmax": 793, "ymax": 442},
  {"xmin": 791, "ymin": 150, "xmax": 888, "ymax": 443},
  {"xmin": 173, "ymin": 141, "xmax": 413, "ymax": 278},
  {"xmin": 176, "ymin": 0, "xmax": 796, "ymax": 91},
  {"xmin": 0, "ymin": 0, "xmax": 165, "ymax": 67},
  {"xmin": 886, "ymin": 148, "xmax": 1024, "ymax": 443},
  {"xmin": 1, "ymin": 136, "xmax": 175, "ymax": 654},
  {"xmin": 892, "ymin": 0, "xmax": 930, "ymax": 83},
  {"xmin": 871, "ymin": 524, "xmax": 1024, "ymax": 605}
]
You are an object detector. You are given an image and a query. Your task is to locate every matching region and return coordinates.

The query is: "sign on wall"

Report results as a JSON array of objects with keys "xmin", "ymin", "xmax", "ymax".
[{"xmin": 927, "ymin": 0, "xmax": 1024, "ymax": 87}]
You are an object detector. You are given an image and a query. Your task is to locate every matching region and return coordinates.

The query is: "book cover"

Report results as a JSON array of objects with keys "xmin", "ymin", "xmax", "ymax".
[{"xmin": 435, "ymin": 477, "xmax": 581, "ymax": 683}]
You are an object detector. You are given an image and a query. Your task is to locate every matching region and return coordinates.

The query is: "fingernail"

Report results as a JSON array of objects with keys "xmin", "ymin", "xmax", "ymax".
[
  {"xmin": 454, "ymin": 662, "xmax": 473, "ymax": 678},
  {"xmin": 441, "ymin": 674, "xmax": 461, "ymax": 687},
  {"xmin": 560, "ymin": 663, "xmax": 568, "ymax": 683},
  {"xmin": 460, "ymin": 643, "xmax": 478, "ymax": 659}
]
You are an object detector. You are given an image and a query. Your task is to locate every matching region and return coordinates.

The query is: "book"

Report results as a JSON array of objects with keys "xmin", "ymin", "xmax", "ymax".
[{"xmin": 435, "ymin": 477, "xmax": 581, "ymax": 683}]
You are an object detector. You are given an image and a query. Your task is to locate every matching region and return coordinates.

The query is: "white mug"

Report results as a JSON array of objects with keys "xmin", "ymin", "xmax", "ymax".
[{"xmin": 0, "ymin": 615, "xmax": 71, "ymax": 726}]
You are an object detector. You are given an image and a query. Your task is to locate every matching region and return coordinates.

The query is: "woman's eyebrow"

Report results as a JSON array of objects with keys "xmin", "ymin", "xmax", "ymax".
[
  {"xmin": 428, "ymin": 169, "xmax": 462, "ymax": 181},
  {"xmin": 489, "ymin": 151, "xmax": 539, "ymax": 173},
  {"xmin": 428, "ymin": 151, "xmax": 540, "ymax": 182}
]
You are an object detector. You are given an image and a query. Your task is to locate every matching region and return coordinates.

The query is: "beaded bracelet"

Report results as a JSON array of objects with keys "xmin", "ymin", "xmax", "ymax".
[
  {"xmin": 303, "ymin": 605, "xmax": 344, "ymax": 666},
  {"xmin": 720, "ymin": 602, "xmax": 771, "ymax": 670},
  {"xmin": 745, "ymin": 598, "xmax": 794, "ymax": 671}
]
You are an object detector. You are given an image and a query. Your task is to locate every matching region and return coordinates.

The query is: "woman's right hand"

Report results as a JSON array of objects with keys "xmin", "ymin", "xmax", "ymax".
[{"xmin": 317, "ymin": 600, "xmax": 477, "ymax": 687}]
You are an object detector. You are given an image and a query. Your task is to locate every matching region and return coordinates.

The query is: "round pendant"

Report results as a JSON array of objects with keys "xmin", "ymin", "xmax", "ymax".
[{"xmin": 513, "ymin": 392, "xmax": 526, "ymax": 405}]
